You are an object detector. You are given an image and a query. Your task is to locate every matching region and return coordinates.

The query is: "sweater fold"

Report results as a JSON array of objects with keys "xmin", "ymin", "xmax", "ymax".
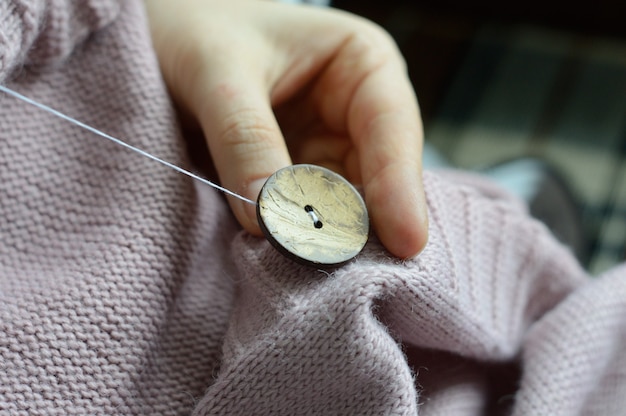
[
  {"xmin": 0, "ymin": 1, "xmax": 624, "ymax": 414},
  {"xmin": 0, "ymin": 0, "xmax": 121, "ymax": 82}
]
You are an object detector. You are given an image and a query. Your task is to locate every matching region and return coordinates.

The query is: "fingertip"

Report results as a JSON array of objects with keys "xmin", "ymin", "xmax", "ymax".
[
  {"xmin": 230, "ymin": 177, "xmax": 267, "ymax": 237},
  {"xmin": 245, "ymin": 177, "xmax": 267, "ymax": 228},
  {"xmin": 386, "ymin": 213, "xmax": 429, "ymax": 259},
  {"xmin": 239, "ymin": 201, "xmax": 263, "ymax": 236},
  {"xmin": 373, "ymin": 202, "xmax": 428, "ymax": 260},
  {"xmin": 366, "ymin": 164, "xmax": 429, "ymax": 259}
]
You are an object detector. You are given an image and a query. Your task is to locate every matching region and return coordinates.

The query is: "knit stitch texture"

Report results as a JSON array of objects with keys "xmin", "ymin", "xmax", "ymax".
[{"xmin": 1, "ymin": 1, "xmax": 625, "ymax": 415}]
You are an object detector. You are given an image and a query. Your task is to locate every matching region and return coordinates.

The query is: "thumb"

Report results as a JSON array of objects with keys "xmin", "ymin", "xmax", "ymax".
[{"xmin": 194, "ymin": 69, "xmax": 292, "ymax": 235}]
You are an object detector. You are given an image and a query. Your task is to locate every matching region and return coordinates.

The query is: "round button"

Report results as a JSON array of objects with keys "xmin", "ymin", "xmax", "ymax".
[{"xmin": 256, "ymin": 164, "xmax": 369, "ymax": 267}]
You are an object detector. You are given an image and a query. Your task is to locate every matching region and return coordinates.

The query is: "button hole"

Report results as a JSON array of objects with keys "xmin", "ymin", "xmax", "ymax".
[{"xmin": 304, "ymin": 205, "xmax": 323, "ymax": 229}]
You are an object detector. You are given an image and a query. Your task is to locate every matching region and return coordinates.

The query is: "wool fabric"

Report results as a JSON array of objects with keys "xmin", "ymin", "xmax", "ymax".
[{"xmin": 1, "ymin": 1, "xmax": 625, "ymax": 415}]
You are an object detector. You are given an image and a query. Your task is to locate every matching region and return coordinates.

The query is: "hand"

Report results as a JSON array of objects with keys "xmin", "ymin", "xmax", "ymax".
[{"xmin": 144, "ymin": 0, "xmax": 428, "ymax": 258}]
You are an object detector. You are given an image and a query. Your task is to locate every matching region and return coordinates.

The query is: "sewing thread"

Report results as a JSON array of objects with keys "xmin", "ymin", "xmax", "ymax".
[{"xmin": 0, "ymin": 85, "xmax": 257, "ymax": 206}]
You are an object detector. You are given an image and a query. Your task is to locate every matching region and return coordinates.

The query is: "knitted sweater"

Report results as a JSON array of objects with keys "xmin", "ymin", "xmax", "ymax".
[{"xmin": 1, "ymin": 1, "xmax": 624, "ymax": 415}]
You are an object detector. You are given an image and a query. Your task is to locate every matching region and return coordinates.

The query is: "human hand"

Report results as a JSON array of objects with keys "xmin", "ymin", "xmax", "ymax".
[{"xmin": 144, "ymin": 0, "xmax": 428, "ymax": 258}]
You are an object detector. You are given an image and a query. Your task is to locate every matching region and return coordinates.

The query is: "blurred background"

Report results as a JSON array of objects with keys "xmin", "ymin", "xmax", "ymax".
[{"xmin": 334, "ymin": 0, "xmax": 625, "ymax": 274}]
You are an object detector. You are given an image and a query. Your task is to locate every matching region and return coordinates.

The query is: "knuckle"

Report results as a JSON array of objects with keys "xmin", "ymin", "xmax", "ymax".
[
  {"xmin": 342, "ymin": 20, "xmax": 406, "ymax": 72},
  {"xmin": 363, "ymin": 21, "xmax": 396, "ymax": 47},
  {"xmin": 353, "ymin": 20, "xmax": 399, "ymax": 54},
  {"xmin": 217, "ymin": 108, "xmax": 278, "ymax": 153}
]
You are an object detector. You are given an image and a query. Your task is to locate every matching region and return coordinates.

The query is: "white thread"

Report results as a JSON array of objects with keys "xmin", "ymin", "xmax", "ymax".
[
  {"xmin": 0, "ymin": 85, "xmax": 257, "ymax": 206},
  {"xmin": 307, "ymin": 210, "xmax": 320, "ymax": 224},
  {"xmin": 304, "ymin": 205, "xmax": 323, "ymax": 228}
]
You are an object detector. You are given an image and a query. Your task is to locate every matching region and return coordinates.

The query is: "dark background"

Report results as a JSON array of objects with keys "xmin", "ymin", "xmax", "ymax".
[
  {"xmin": 333, "ymin": 0, "xmax": 625, "ymax": 124},
  {"xmin": 331, "ymin": 0, "xmax": 626, "ymax": 273}
]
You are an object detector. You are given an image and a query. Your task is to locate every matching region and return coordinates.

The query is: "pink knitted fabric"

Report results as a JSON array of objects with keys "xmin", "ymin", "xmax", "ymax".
[{"xmin": 1, "ymin": 1, "xmax": 625, "ymax": 415}]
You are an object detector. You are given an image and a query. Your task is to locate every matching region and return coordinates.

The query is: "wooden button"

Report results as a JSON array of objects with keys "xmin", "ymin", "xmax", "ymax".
[{"xmin": 257, "ymin": 164, "xmax": 369, "ymax": 267}]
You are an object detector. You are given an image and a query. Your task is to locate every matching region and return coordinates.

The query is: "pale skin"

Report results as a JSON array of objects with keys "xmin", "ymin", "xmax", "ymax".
[{"xmin": 144, "ymin": 0, "xmax": 428, "ymax": 259}]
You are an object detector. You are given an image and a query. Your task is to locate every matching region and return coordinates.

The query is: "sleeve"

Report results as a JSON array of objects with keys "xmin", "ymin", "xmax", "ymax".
[{"xmin": 0, "ymin": 0, "xmax": 122, "ymax": 82}]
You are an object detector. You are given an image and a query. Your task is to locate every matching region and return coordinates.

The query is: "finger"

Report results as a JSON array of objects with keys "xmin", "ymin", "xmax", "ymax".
[
  {"xmin": 194, "ymin": 65, "xmax": 292, "ymax": 235},
  {"xmin": 349, "ymin": 62, "xmax": 428, "ymax": 258},
  {"xmin": 312, "ymin": 28, "xmax": 429, "ymax": 258}
]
